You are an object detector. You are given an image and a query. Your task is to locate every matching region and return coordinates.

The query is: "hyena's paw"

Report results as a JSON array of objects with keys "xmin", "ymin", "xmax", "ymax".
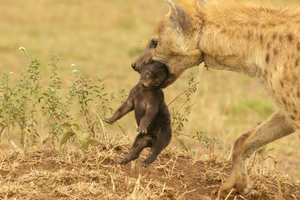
[
  {"xmin": 104, "ymin": 118, "xmax": 115, "ymax": 124},
  {"xmin": 218, "ymin": 170, "xmax": 248, "ymax": 199},
  {"xmin": 218, "ymin": 187, "xmax": 248, "ymax": 200}
]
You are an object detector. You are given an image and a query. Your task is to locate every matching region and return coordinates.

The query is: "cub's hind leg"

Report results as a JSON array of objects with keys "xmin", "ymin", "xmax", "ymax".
[
  {"xmin": 117, "ymin": 133, "xmax": 152, "ymax": 165},
  {"xmin": 141, "ymin": 126, "xmax": 172, "ymax": 167}
]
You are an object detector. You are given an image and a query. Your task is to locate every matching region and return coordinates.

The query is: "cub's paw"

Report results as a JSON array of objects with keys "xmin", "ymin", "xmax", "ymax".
[
  {"xmin": 137, "ymin": 125, "xmax": 147, "ymax": 134},
  {"xmin": 116, "ymin": 158, "xmax": 128, "ymax": 165},
  {"xmin": 140, "ymin": 162, "xmax": 150, "ymax": 168},
  {"xmin": 104, "ymin": 118, "xmax": 115, "ymax": 124}
]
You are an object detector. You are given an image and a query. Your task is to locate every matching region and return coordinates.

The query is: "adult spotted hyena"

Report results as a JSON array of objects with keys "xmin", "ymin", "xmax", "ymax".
[{"xmin": 132, "ymin": 0, "xmax": 300, "ymax": 198}]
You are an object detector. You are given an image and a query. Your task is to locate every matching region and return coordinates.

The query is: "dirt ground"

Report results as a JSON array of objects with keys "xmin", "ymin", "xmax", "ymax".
[{"xmin": 0, "ymin": 143, "xmax": 300, "ymax": 200}]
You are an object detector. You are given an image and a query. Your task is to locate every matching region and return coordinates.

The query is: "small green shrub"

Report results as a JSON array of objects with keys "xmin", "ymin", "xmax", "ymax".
[
  {"xmin": 170, "ymin": 70, "xmax": 199, "ymax": 135},
  {"xmin": 0, "ymin": 48, "xmax": 118, "ymax": 149}
]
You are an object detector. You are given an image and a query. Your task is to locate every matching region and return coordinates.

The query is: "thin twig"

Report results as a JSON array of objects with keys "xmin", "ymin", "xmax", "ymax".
[
  {"xmin": 224, "ymin": 189, "xmax": 234, "ymax": 200},
  {"xmin": 172, "ymin": 101, "xmax": 196, "ymax": 134},
  {"xmin": 0, "ymin": 126, "xmax": 5, "ymax": 138},
  {"xmin": 91, "ymin": 150, "xmax": 102, "ymax": 187},
  {"xmin": 55, "ymin": 189, "xmax": 84, "ymax": 199},
  {"xmin": 169, "ymin": 156, "xmax": 178, "ymax": 178},
  {"xmin": 168, "ymin": 90, "xmax": 187, "ymax": 106},
  {"xmin": 131, "ymin": 174, "xmax": 141, "ymax": 199},
  {"xmin": 93, "ymin": 109, "xmax": 109, "ymax": 146},
  {"xmin": 0, "ymin": 127, "xmax": 13, "ymax": 169},
  {"xmin": 106, "ymin": 102, "xmax": 126, "ymax": 136},
  {"xmin": 277, "ymin": 176, "xmax": 283, "ymax": 200},
  {"xmin": 190, "ymin": 150, "xmax": 205, "ymax": 167},
  {"xmin": 103, "ymin": 171, "xmax": 115, "ymax": 193}
]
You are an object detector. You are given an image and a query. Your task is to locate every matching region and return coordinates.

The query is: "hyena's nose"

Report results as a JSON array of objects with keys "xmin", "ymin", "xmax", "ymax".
[{"xmin": 131, "ymin": 62, "xmax": 136, "ymax": 70}]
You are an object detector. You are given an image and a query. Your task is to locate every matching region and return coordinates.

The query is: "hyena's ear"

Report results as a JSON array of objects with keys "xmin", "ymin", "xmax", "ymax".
[{"xmin": 166, "ymin": 0, "xmax": 192, "ymax": 33}]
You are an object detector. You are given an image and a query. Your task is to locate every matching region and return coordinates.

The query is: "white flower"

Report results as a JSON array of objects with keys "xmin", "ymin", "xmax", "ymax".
[
  {"xmin": 71, "ymin": 64, "xmax": 75, "ymax": 68},
  {"xmin": 72, "ymin": 70, "xmax": 78, "ymax": 74},
  {"xmin": 9, "ymin": 72, "xmax": 14, "ymax": 75},
  {"xmin": 19, "ymin": 47, "xmax": 26, "ymax": 51}
]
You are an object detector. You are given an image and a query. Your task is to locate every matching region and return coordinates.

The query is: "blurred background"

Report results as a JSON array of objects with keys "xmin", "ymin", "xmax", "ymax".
[{"xmin": 0, "ymin": 0, "xmax": 299, "ymax": 180}]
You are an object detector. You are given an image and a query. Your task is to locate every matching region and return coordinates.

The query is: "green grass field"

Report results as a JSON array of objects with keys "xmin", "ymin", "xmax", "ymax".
[{"xmin": 1, "ymin": 0, "xmax": 300, "ymax": 181}]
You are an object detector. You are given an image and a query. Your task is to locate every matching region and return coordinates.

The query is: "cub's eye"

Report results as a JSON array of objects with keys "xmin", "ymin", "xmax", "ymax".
[
  {"xmin": 150, "ymin": 40, "xmax": 158, "ymax": 48},
  {"xmin": 145, "ymin": 71, "xmax": 148, "ymax": 75},
  {"xmin": 154, "ymin": 81, "xmax": 159, "ymax": 86}
]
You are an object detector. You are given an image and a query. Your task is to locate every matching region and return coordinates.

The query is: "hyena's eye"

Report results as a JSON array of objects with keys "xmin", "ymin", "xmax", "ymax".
[
  {"xmin": 150, "ymin": 40, "xmax": 158, "ymax": 48},
  {"xmin": 154, "ymin": 81, "xmax": 159, "ymax": 86}
]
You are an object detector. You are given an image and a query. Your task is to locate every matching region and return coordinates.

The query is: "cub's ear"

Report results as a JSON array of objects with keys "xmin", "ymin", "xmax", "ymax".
[
  {"xmin": 160, "ymin": 74, "xmax": 176, "ymax": 88},
  {"xmin": 166, "ymin": 0, "xmax": 192, "ymax": 33}
]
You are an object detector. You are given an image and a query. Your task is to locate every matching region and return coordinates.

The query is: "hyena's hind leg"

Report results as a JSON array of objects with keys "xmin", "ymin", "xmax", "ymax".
[
  {"xmin": 219, "ymin": 111, "xmax": 295, "ymax": 199},
  {"xmin": 117, "ymin": 133, "xmax": 152, "ymax": 165},
  {"xmin": 140, "ymin": 127, "xmax": 172, "ymax": 167}
]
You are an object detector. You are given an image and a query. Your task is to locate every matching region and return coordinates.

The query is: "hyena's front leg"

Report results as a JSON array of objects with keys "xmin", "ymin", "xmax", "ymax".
[
  {"xmin": 219, "ymin": 111, "xmax": 295, "ymax": 199},
  {"xmin": 104, "ymin": 97, "xmax": 133, "ymax": 124}
]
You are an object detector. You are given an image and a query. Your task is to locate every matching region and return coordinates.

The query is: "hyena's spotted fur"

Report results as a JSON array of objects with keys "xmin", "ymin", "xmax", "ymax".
[{"xmin": 132, "ymin": 0, "xmax": 300, "ymax": 198}]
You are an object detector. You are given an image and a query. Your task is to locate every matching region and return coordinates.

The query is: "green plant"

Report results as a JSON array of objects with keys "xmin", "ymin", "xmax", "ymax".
[
  {"xmin": 59, "ymin": 121, "xmax": 101, "ymax": 150},
  {"xmin": 0, "ymin": 47, "xmax": 42, "ymax": 147},
  {"xmin": 249, "ymin": 145, "xmax": 277, "ymax": 172},
  {"xmin": 192, "ymin": 130, "xmax": 219, "ymax": 163},
  {"xmin": 0, "ymin": 48, "xmax": 120, "ymax": 149},
  {"xmin": 169, "ymin": 70, "xmax": 199, "ymax": 135},
  {"xmin": 193, "ymin": 130, "xmax": 219, "ymax": 150},
  {"xmin": 42, "ymin": 54, "xmax": 70, "ymax": 145}
]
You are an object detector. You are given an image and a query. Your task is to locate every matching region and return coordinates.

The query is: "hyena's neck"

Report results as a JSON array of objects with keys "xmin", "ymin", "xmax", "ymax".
[
  {"xmin": 199, "ymin": 0, "xmax": 300, "ymax": 79},
  {"xmin": 202, "ymin": 54, "xmax": 262, "ymax": 78}
]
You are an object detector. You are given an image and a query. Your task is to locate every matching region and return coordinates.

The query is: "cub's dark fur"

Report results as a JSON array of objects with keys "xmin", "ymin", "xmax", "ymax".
[{"xmin": 104, "ymin": 61, "xmax": 172, "ymax": 167}]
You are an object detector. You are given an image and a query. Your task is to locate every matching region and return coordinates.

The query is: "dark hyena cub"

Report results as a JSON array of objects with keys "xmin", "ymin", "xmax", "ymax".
[{"xmin": 104, "ymin": 61, "xmax": 172, "ymax": 167}]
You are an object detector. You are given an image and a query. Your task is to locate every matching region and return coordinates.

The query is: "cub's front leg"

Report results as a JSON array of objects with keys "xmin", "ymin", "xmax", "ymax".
[
  {"xmin": 137, "ymin": 105, "xmax": 158, "ymax": 134},
  {"xmin": 104, "ymin": 95, "xmax": 134, "ymax": 124}
]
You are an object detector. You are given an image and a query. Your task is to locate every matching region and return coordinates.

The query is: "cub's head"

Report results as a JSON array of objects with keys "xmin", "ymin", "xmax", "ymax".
[
  {"xmin": 132, "ymin": 0, "xmax": 205, "ymax": 88},
  {"xmin": 139, "ymin": 61, "xmax": 169, "ymax": 90}
]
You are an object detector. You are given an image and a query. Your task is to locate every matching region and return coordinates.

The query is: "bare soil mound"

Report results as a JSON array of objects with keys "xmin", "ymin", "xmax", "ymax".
[{"xmin": 0, "ymin": 144, "xmax": 299, "ymax": 200}]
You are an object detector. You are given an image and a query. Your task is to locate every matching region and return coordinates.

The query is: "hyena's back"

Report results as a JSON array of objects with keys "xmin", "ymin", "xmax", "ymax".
[
  {"xmin": 250, "ymin": 7, "xmax": 300, "ymax": 129},
  {"xmin": 200, "ymin": 1, "xmax": 300, "ymax": 129}
]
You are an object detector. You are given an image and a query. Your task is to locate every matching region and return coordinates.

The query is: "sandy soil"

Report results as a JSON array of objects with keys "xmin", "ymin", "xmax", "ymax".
[{"xmin": 0, "ymin": 144, "xmax": 299, "ymax": 200}]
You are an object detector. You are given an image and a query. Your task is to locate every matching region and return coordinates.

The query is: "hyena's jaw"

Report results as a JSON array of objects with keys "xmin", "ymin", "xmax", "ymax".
[
  {"xmin": 131, "ymin": 54, "xmax": 152, "ymax": 73},
  {"xmin": 132, "ymin": 0, "xmax": 203, "ymax": 86}
]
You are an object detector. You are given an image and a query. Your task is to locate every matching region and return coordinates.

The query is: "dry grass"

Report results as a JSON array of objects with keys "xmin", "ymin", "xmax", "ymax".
[{"xmin": 1, "ymin": 139, "xmax": 300, "ymax": 200}]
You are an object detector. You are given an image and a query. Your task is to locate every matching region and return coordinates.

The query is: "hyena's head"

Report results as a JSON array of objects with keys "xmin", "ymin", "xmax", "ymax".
[
  {"xmin": 132, "ymin": 0, "xmax": 204, "ymax": 88},
  {"xmin": 139, "ymin": 61, "xmax": 169, "ymax": 90}
]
